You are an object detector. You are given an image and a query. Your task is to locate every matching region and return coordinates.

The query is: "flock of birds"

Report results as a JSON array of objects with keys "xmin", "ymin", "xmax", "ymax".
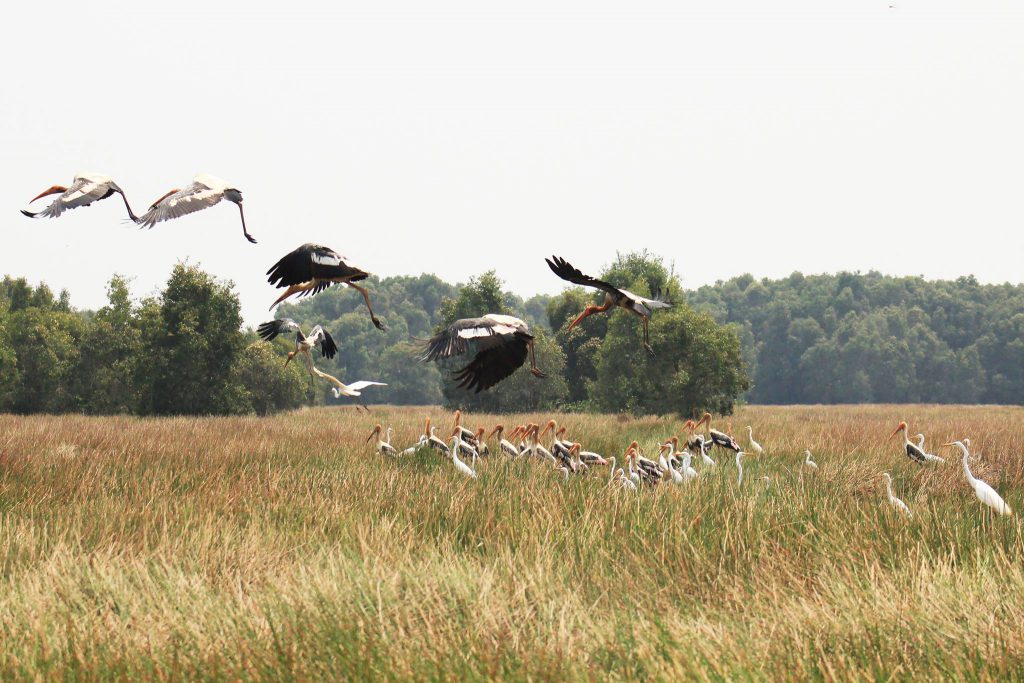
[
  {"xmin": 21, "ymin": 173, "xmax": 1015, "ymax": 519},
  {"xmin": 366, "ymin": 411, "xmax": 1014, "ymax": 518},
  {"xmin": 23, "ymin": 173, "xmax": 675, "ymax": 400}
]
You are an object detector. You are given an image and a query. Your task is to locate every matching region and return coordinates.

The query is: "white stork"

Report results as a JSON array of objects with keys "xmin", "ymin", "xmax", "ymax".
[
  {"xmin": 418, "ymin": 315, "xmax": 545, "ymax": 393},
  {"xmin": 546, "ymin": 255, "xmax": 671, "ymax": 353},
  {"xmin": 266, "ymin": 243, "xmax": 384, "ymax": 330},
  {"xmin": 943, "ymin": 441, "xmax": 1013, "ymax": 516},
  {"xmin": 366, "ymin": 424, "xmax": 398, "ymax": 456},
  {"xmin": 21, "ymin": 172, "xmax": 138, "ymax": 221},
  {"xmin": 888, "ymin": 421, "xmax": 927, "ymax": 464},
  {"xmin": 136, "ymin": 173, "xmax": 256, "ymax": 244}
]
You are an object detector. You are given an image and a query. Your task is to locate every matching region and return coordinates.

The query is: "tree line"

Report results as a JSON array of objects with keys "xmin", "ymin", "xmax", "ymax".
[{"xmin": 2, "ymin": 258, "xmax": 1018, "ymax": 416}]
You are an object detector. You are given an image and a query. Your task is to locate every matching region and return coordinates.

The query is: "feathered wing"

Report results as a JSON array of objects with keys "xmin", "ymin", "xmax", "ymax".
[
  {"xmin": 136, "ymin": 181, "xmax": 223, "ymax": 229},
  {"xmin": 452, "ymin": 333, "xmax": 531, "ymax": 393},
  {"xmin": 419, "ymin": 317, "xmax": 521, "ymax": 362},
  {"xmin": 905, "ymin": 442, "xmax": 928, "ymax": 464},
  {"xmin": 545, "ymin": 256, "xmax": 624, "ymax": 297},
  {"xmin": 257, "ymin": 319, "xmax": 299, "ymax": 342},
  {"xmin": 23, "ymin": 177, "xmax": 110, "ymax": 219},
  {"xmin": 266, "ymin": 243, "xmax": 369, "ymax": 288}
]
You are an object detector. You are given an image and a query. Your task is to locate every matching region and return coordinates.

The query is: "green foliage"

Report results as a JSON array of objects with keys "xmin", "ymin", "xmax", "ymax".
[
  {"xmin": 689, "ymin": 272, "xmax": 1024, "ymax": 404},
  {"xmin": 233, "ymin": 341, "xmax": 313, "ymax": 415}
]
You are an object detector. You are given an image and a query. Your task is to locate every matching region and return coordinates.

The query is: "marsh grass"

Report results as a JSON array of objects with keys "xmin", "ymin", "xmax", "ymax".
[{"xmin": 1, "ymin": 405, "xmax": 1023, "ymax": 680}]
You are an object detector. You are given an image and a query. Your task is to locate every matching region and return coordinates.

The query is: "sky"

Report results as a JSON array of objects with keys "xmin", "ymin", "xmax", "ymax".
[{"xmin": 4, "ymin": 1, "xmax": 1024, "ymax": 324}]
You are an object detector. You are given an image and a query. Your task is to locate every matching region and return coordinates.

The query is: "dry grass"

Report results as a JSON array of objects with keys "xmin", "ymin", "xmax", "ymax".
[{"xmin": 1, "ymin": 405, "xmax": 1023, "ymax": 680}]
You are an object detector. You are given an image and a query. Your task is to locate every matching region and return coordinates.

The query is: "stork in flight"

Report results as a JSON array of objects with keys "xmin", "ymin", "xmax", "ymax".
[
  {"xmin": 136, "ymin": 173, "xmax": 256, "ymax": 244},
  {"xmin": 21, "ymin": 172, "xmax": 138, "ymax": 221},
  {"xmin": 546, "ymin": 255, "xmax": 671, "ymax": 353},
  {"xmin": 257, "ymin": 319, "xmax": 338, "ymax": 366},
  {"xmin": 266, "ymin": 243, "xmax": 385, "ymax": 330},
  {"xmin": 418, "ymin": 314, "xmax": 545, "ymax": 392}
]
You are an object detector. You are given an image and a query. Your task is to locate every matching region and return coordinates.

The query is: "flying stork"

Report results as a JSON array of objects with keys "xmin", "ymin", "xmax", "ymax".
[
  {"xmin": 266, "ymin": 243, "xmax": 385, "ymax": 330},
  {"xmin": 545, "ymin": 255, "xmax": 671, "ymax": 353},
  {"xmin": 21, "ymin": 172, "xmax": 139, "ymax": 221},
  {"xmin": 418, "ymin": 315, "xmax": 545, "ymax": 393},
  {"xmin": 136, "ymin": 173, "xmax": 256, "ymax": 244},
  {"xmin": 888, "ymin": 421, "xmax": 927, "ymax": 464},
  {"xmin": 257, "ymin": 319, "xmax": 338, "ymax": 366}
]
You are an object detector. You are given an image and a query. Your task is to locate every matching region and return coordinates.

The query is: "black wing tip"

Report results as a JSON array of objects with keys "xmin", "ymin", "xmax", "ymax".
[{"xmin": 20, "ymin": 209, "xmax": 38, "ymax": 218}]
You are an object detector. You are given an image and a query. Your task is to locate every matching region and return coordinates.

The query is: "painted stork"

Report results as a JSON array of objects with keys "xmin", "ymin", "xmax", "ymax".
[
  {"xmin": 695, "ymin": 413, "xmax": 740, "ymax": 453},
  {"xmin": 21, "ymin": 172, "xmax": 138, "ymax": 221},
  {"xmin": 136, "ymin": 173, "xmax": 256, "ymax": 243},
  {"xmin": 449, "ymin": 430, "xmax": 478, "ymax": 478},
  {"xmin": 488, "ymin": 425, "xmax": 520, "ymax": 457},
  {"xmin": 366, "ymin": 424, "xmax": 398, "ymax": 456},
  {"xmin": 266, "ymin": 243, "xmax": 384, "ymax": 329},
  {"xmin": 473, "ymin": 428, "xmax": 491, "ymax": 457},
  {"xmin": 746, "ymin": 426, "xmax": 764, "ymax": 455},
  {"xmin": 545, "ymin": 255, "xmax": 671, "ymax": 353},
  {"xmin": 527, "ymin": 424, "xmax": 556, "ymax": 462},
  {"xmin": 944, "ymin": 441, "xmax": 1013, "ymax": 516},
  {"xmin": 421, "ymin": 418, "xmax": 452, "ymax": 455},
  {"xmin": 888, "ymin": 422, "xmax": 927, "ymax": 464},
  {"xmin": 628, "ymin": 446, "xmax": 661, "ymax": 486},
  {"xmin": 418, "ymin": 314, "xmax": 544, "ymax": 392},
  {"xmin": 450, "ymin": 410, "xmax": 478, "ymax": 445},
  {"xmin": 880, "ymin": 473, "xmax": 912, "ymax": 517},
  {"xmin": 257, "ymin": 319, "xmax": 338, "ymax": 365},
  {"xmin": 804, "ymin": 450, "xmax": 818, "ymax": 470},
  {"xmin": 573, "ymin": 442, "xmax": 608, "ymax": 467}
]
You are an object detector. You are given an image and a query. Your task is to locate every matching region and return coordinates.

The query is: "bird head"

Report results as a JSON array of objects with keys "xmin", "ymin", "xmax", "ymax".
[
  {"xmin": 29, "ymin": 185, "xmax": 68, "ymax": 202},
  {"xmin": 487, "ymin": 425, "xmax": 503, "ymax": 440},
  {"xmin": 365, "ymin": 424, "xmax": 382, "ymax": 443},
  {"xmin": 888, "ymin": 421, "xmax": 908, "ymax": 440},
  {"xmin": 452, "ymin": 410, "xmax": 462, "ymax": 428},
  {"xmin": 539, "ymin": 419, "xmax": 557, "ymax": 438}
]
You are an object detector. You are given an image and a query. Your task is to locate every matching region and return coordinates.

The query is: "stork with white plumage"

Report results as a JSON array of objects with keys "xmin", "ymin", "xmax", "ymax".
[
  {"xmin": 136, "ymin": 173, "xmax": 256, "ymax": 243},
  {"xmin": 21, "ymin": 172, "xmax": 139, "ymax": 221}
]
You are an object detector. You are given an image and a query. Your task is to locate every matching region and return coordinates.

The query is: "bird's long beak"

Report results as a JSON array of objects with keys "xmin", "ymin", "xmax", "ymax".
[
  {"xmin": 887, "ymin": 424, "xmax": 905, "ymax": 440},
  {"xmin": 365, "ymin": 427, "xmax": 378, "ymax": 443},
  {"xmin": 568, "ymin": 307, "xmax": 594, "ymax": 330},
  {"xmin": 487, "ymin": 426, "xmax": 501, "ymax": 440},
  {"xmin": 941, "ymin": 442, "xmax": 956, "ymax": 447},
  {"xmin": 539, "ymin": 422, "xmax": 552, "ymax": 438},
  {"xmin": 29, "ymin": 185, "xmax": 67, "ymax": 203}
]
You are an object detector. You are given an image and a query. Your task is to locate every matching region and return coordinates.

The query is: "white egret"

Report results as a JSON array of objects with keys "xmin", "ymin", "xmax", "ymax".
[
  {"xmin": 943, "ymin": 441, "xmax": 1013, "ymax": 516},
  {"xmin": 746, "ymin": 426, "xmax": 764, "ymax": 455},
  {"xmin": 881, "ymin": 473, "xmax": 912, "ymax": 518},
  {"xmin": 449, "ymin": 432, "xmax": 478, "ymax": 479},
  {"xmin": 736, "ymin": 451, "xmax": 745, "ymax": 487},
  {"xmin": 804, "ymin": 450, "xmax": 818, "ymax": 470}
]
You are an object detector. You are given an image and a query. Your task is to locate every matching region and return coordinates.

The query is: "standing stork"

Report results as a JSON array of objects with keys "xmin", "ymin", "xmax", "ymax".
[
  {"xmin": 545, "ymin": 255, "xmax": 671, "ymax": 353},
  {"xmin": 21, "ymin": 172, "xmax": 138, "ymax": 221},
  {"xmin": 422, "ymin": 418, "xmax": 451, "ymax": 455},
  {"xmin": 418, "ymin": 315, "xmax": 545, "ymax": 392},
  {"xmin": 266, "ymin": 243, "xmax": 385, "ymax": 330},
  {"xmin": 136, "ymin": 173, "xmax": 256, "ymax": 244},
  {"xmin": 488, "ymin": 425, "xmax": 520, "ymax": 457},
  {"xmin": 366, "ymin": 424, "xmax": 398, "ymax": 456},
  {"xmin": 694, "ymin": 413, "xmax": 741, "ymax": 453},
  {"xmin": 888, "ymin": 421, "xmax": 927, "ymax": 464}
]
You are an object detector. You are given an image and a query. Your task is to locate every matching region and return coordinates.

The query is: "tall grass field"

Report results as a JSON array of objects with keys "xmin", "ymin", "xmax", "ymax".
[{"xmin": 1, "ymin": 405, "xmax": 1022, "ymax": 680}]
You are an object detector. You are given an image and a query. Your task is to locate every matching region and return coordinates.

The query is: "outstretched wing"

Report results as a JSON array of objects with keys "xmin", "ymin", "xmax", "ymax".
[
  {"xmin": 452, "ymin": 333, "xmax": 531, "ymax": 393},
  {"xmin": 419, "ymin": 317, "xmax": 521, "ymax": 362},
  {"xmin": 905, "ymin": 442, "xmax": 927, "ymax": 464},
  {"xmin": 257, "ymin": 319, "xmax": 300, "ymax": 342},
  {"xmin": 136, "ymin": 181, "xmax": 223, "ymax": 229},
  {"xmin": 23, "ymin": 177, "xmax": 111, "ymax": 219},
  {"xmin": 546, "ymin": 256, "xmax": 624, "ymax": 297},
  {"xmin": 266, "ymin": 243, "xmax": 369, "ymax": 288},
  {"xmin": 307, "ymin": 325, "xmax": 338, "ymax": 359}
]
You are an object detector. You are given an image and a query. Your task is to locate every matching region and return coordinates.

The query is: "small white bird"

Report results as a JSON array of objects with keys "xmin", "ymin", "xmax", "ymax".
[
  {"xmin": 881, "ymin": 473, "xmax": 913, "ymax": 518},
  {"xmin": 736, "ymin": 451, "xmax": 745, "ymax": 487},
  {"xmin": 915, "ymin": 434, "xmax": 946, "ymax": 463},
  {"xmin": 803, "ymin": 450, "xmax": 818, "ymax": 470},
  {"xmin": 450, "ymin": 432, "xmax": 478, "ymax": 479},
  {"xmin": 944, "ymin": 441, "xmax": 1012, "ymax": 516},
  {"xmin": 746, "ymin": 426, "xmax": 764, "ymax": 455}
]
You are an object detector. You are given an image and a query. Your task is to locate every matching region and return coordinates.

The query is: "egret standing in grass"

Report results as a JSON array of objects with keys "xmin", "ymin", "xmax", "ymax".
[
  {"xmin": 746, "ymin": 426, "xmax": 764, "ymax": 455},
  {"xmin": 880, "ymin": 473, "xmax": 912, "ymax": 518},
  {"xmin": 736, "ymin": 451, "xmax": 745, "ymax": 486},
  {"xmin": 450, "ymin": 430, "xmax": 478, "ymax": 479},
  {"xmin": 804, "ymin": 450, "xmax": 818, "ymax": 470},
  {"xmin": 944, "ymin": 441, "xmax": 1013, "ymax": 516}
]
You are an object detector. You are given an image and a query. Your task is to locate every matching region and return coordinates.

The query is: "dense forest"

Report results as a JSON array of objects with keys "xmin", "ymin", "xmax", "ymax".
[{"xmin": 0, "ymin": 257, "xmax": 1021, "ymax": 416}]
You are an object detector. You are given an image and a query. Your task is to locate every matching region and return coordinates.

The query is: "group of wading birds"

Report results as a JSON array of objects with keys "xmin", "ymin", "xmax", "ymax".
[
  {"xmin": 367, "ymin": 412, "xmax": 1014, "ymax": 519},
  {"xmin": 22, "ymin": 172, "xmax": 669, "ymax": 401},
  {"xmin": 21, "ymin": 173, "xmax": 1015, "ymax": 518}
]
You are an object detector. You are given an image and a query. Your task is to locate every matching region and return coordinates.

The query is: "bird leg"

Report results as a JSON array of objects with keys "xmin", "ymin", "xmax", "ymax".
[
  {"xmin": 568, "ymin": 301, "xmax": 613, "ymax": 330},
  {"xmin": 112, "ymin": 188, "xmax": 140, "ymax": 222},
  {"xmin": 642, "ymin": 316, "xmax": 654, "ymax": 355},
  {"xmin": 528, "ymin": 339, "xmax": 546, "ymax": 378},
  {"xmin": 347, "ymin": 282, "xmax": 385, "ymax": 330},
  {"xmin": 236, "ymin": 202, "xmax": 257, "ymax": 244}
]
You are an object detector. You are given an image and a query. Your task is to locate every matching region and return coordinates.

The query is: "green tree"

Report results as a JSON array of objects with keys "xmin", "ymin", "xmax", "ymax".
[
  {"xmin": 232, "ymin": 340, "xmax": 312, "ymax": 415},
  {"xmin": 7, "ymin": 307, "xmax": 85, "ymax": 413}
]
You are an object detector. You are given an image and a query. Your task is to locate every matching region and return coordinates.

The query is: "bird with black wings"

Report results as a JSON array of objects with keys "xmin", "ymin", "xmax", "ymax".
[
  {"xmin": 546, "ymin": 255, "xmax": 672, "ymax": 353},
  {"xmin": 257, "ymin": 318, "xmax": 338, "ymax": 365},
  {"xmin": 419, "ymin": 314, "xmax": 545, "ymax": 393},
  {"xmin": 266, "ymin": 243, "xmax": 385, "ymax": 330}
]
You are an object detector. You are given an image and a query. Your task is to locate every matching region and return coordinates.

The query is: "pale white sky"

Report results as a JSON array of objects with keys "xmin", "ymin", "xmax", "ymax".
[{"xmin": 4, "ymin": 1, "xmax": 1024, "ymax": 324}]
